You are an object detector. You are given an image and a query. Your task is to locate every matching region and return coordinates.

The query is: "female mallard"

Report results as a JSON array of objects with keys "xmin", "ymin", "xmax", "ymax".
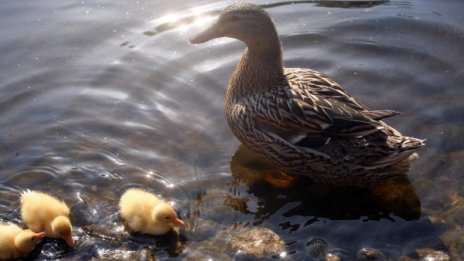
[{"xmin": 190, "ymin": 3, "xmax": 424, "ymax": 185}]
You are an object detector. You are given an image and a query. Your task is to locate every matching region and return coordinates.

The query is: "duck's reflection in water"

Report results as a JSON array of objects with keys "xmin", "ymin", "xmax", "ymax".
[{"xmin": 230, "ymin": 145, "xmax": 421, "ymax": 223}]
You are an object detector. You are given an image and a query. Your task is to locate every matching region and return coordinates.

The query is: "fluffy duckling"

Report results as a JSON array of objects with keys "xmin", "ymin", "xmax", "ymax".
[
  {"xmin": 20, "ymin": 190, "xmax": 75, "ymax": 246},
  {"xmin": 0, "ymin": 223, "xmax": 45, "ymax": 260},
  {"xmin": 119, "ymin": 188, "xmax": 184, "ymax": 235}
]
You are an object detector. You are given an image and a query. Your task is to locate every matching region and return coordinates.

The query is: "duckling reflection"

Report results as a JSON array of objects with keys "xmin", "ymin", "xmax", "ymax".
[{"xmin": 230, "ymin": 145, "xmax": 421, "ymax": 222}]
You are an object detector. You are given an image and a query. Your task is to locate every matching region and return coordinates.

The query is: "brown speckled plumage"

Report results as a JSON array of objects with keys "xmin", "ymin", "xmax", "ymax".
[{"xmin": 191, "ymin": 2, "xmax": 425, "ymax": 185}]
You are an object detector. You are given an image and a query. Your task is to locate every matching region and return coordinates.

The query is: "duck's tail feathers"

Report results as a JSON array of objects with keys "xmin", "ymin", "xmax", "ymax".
[
  {"xmin": 373, "ymin": 136, "xmax": 425, "ymax": 166},
  {"xmin": 400, "ymin": 137, "xmax": 426, "ymax": 152},
  {"xmin": 364, "ymin": 109, "xmax": 401, "ymax": 121}
]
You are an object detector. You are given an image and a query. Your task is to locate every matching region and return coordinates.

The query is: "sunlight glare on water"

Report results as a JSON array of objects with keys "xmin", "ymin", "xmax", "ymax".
[{"xmin": 0, "ymin": 0, "xmax": 463, "ymax": 260}]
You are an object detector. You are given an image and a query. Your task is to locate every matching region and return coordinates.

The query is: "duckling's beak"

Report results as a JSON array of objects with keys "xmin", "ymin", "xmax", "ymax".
[
  {"xmin": 190, "ymin": 23, "xmax": 223, "ymax": 44},
  {"xmin": 172, "ymin": 217, "xmax": 185, "ymax": 227},
  {"xmin": 65, "ymin": 235, "xmax": 76, "ymax": 247},
  {"xmin": 36, "ymin": 232, "xmax": 46, "ymax": 239}
]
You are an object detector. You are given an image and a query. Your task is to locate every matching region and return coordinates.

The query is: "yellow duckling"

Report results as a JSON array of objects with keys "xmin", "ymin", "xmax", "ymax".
[
  {"xmin": 119, "ymin": 188, "xmax": 184, "ymax": 235},
  {"xmin": 20, "ymin": 190, "xmax": 75, "ymax": 247},
  {"xmin": 0, "ymin": 223, "xmax": 45, "ymax": 260}
]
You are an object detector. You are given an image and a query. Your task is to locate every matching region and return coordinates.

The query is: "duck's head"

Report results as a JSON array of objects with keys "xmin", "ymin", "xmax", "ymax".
[
  {"xmin": 14, "ymin": 229, "xmax": 45, "ymax": 255},
  {"xmin": 152, "ymin": 203, "xmax": 185, "ymax": 228},
  {"xmin": 51, "ymin": 216, "xmax": 75, "ymax": 247},
  {"xmin": 190, "ymin": 2, "xmax": 277, "ymax": 48}
]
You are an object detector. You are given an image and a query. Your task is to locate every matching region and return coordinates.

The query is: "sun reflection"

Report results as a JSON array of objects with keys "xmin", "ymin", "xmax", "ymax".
[
  {"xmin": 145, "ymin": 170, "xmax": 154, "ymax": 178},
  {"xmin": 161, "ymin": 12, "xmax": 182, "ymax": 25},
  {"xmin": 191, "ymin": 15, "xmax": 215, "ymax": 27},
  {"xmin": 153, "ymin": 8, "xmax": 216, "ymax": 34},
  {"xmin": 177, "ymin": 23, "xmax": 191, "ymax": 32},
  {"xmin": 76, "ymin": 192, "xmax": 84, "ymax": 202},
  {"xmin": 158, "ymin": 178, "xmax": 175, "ymax": 189},
  {"xmin": 114, "ymin": 224, "xmax": 124, "ymax": 232}
]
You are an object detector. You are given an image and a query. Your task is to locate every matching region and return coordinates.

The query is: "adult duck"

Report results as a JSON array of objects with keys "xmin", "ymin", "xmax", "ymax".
[{"xmin": 190, "ymin": 2, "xmax": 424, "ymax": 185}]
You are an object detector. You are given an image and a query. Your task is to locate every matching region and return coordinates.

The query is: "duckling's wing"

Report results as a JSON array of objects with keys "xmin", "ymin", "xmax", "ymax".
[{"xmin": 254, "ymin": 68, "xmax": 386, "ymax": 141}]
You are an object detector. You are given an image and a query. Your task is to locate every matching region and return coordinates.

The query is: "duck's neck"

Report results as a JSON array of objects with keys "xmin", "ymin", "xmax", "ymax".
[{"xmin": 227, "ymin": 36, "xmax": 284, "ymax": 104}]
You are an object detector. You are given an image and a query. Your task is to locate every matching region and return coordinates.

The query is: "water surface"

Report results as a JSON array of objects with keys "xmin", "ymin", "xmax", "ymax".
[{"xmin": 0, "ymin": 0, "xmax": 463, "ymax": 260}]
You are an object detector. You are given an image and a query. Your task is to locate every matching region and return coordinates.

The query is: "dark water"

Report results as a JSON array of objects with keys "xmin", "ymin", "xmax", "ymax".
[{"xmin": 0, "ymin": 0, "xmax": 463, "ymax": 260}]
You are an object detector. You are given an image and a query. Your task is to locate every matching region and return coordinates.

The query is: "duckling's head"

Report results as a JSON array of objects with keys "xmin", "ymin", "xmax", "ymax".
[
  {"xmin": 152, "ymin": 203, "xmax": 185, "ymax": 228},
  {"xmin": 190, "ymin": 2, "xmax": 278, "ymax": 48},
  {"xmin": 14, "ymin": 229, "xmax": 45, "ymax": 255},
  {"xmin": 51, "ymin": 216, "xmax": 75, "ymax": 247}
]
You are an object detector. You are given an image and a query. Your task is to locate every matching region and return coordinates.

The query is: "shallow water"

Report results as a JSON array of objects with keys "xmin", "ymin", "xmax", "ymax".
[{"xmin": 0, "ymin": 0, "xmax": 463, "ymax": 260}]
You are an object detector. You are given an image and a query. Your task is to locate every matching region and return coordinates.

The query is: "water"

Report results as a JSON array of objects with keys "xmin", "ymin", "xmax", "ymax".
[{"xmin": 0, "ymin": 0, "xmax": 463, "ymax": 260}]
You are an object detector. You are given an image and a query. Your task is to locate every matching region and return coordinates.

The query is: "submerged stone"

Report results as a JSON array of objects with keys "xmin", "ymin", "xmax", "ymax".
[
  {"xmin": 95, "ymin": 247, "xmax": 156, "ymax": 260},
  {"xmin": 416, "ymin": 248, "xmax": 450, "ymax": 261},
  {"xmin": 132, "ymin": 248, "xmax": 156, "ymax": 261},
  {"xmin": 306, "ymin": 237, "xmax": 329, "ymax": 260},
  {"xmin": 228, "ymin": 227, "xmax": 285, "ymax": 258},
  {"xmin": 325, "ymin": 253, "xmax": 342, "ymax": 261},
  {"xmin": 356, "ymin": 247, "xmax": 386, "ymax": 261}
]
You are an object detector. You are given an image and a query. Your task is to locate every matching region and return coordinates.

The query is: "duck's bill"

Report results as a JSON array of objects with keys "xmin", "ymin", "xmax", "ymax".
[
  {"xmin": 190, "ymin": 24, "xmax": 223, "ymax": 44},
  {"xmin": 172, "ymin": 218, "xmax": 185, "ymax": 227}
]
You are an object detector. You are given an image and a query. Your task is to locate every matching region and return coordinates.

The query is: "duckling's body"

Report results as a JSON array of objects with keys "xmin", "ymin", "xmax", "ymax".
[
  {"xmin": 20, "ymin": 190, "xmax": 75, "ymax": 246},
  {"xmin": 191, "ymin": 3, "xmax": 425, "ymax": 185},
  {"xmin": 0, "ymin": 223, "xmax": 45, "ymax": 260},
  {"xmin": 119, "ymin": 188, "xmax": 184, "ymax": 235}
]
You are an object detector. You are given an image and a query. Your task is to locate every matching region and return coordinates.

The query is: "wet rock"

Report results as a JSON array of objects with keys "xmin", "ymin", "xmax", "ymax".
[
  {"xmin": 132, "ymin": 247, "xmax": 156, "ymax": 261},
  {"xmin": 416, "ymin": 248, "xmax": 450, "ymax": 261},
  {"xmin": 228, "ymin": 227, "xmax": 285, "ymax": 258},
  {"xmin": 356, "ymin": 247, "xmax": 386, "ymax": 261},
  {"xmin": 325, "ymin": 252, "xmax": 342, "ymax": 261},
  {"xmin": 306, "ymin": 237, "xmax": 329, "ymax": 260},
  {"xmin": 96, "ymin": 247, "xmax": 156, "ymax": 260}
]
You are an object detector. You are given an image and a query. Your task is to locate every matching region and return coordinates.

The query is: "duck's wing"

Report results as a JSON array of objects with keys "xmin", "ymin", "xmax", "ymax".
[
  {"xmin": 289, "ymin": 68, "xmax": 400, "ymax": 118},
  {"xmin": 254, "ymin": 68, "xmax": 394, "ymax": 143}
]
